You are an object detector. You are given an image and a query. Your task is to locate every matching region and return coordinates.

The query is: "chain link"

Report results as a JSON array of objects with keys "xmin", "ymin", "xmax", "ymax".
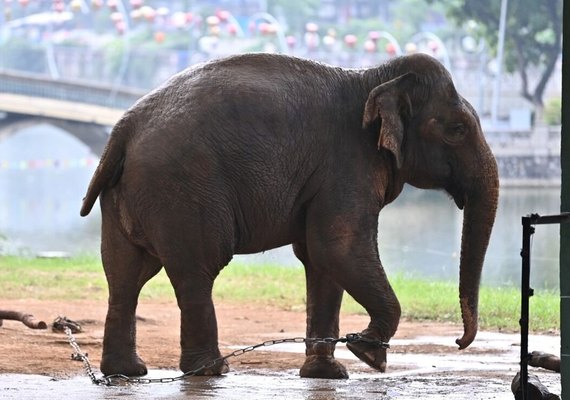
[
  {"xmin": 64, "ymin": 326, "xmax": 107, "ymax": 385},
  {"xmin": 64, "ymin": 328, "xmax": 389, "ymax": 386}
]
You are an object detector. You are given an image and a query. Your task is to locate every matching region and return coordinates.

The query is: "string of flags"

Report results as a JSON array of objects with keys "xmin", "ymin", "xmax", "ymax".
[{"xmin": 0, "ymin": 157, "xmax": 99, "ymax": 171}]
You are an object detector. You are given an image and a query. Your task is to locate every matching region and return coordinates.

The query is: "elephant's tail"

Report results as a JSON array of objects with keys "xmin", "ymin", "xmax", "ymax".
[{"xmin": 79, "ymin": 119, "xmax": 129, "ymax": 217}]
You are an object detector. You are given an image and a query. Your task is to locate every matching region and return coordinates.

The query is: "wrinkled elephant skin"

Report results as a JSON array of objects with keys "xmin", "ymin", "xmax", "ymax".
[{"xmin": 81, "ymin": 53, "xmax": 499, "ymax": 379}]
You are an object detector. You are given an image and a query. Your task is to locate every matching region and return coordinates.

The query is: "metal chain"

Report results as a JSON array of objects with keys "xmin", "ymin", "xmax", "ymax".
[
  {"xmin": 64, "ymin": 326, "xmax": 107, "ymax": 385},
  {"xmin": 64, "ymin": 328, "xmax": 388, "ymax": 386}
]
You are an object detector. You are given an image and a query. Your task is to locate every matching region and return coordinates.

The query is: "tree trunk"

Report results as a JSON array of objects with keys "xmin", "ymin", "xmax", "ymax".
[{"xmin": 0, "ymin": 310, "xmax": 47, "ymax": 329}]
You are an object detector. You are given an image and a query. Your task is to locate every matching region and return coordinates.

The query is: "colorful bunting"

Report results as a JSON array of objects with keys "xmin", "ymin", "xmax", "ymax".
[{"xmin": 0, "ymin": 157, "xmax": 98, "ymax": 170}]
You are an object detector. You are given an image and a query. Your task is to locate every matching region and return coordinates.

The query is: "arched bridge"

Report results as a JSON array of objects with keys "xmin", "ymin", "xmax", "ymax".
[{"xmin": 0, "ymin": 69, "xmax": 146, "ymax": 156}]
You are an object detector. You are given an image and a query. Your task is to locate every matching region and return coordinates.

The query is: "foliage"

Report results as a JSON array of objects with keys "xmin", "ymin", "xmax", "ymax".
[
  {"xmin": 267, "ymin": 0, "xmax": 320, "ymax": 34},
  {"xmin": 431, "ymin": 0, "xmax": 562, "ymax": 107},
  {"xmin": 390, "ymin": 0, "xmax": 449, "ymax": 42},
  {"xmin": 544, "ymin": 97, "xmax": 562, "ymax": 126},
  {"xmin": 0, "ymin": 37, "xmax": 47, "ymax": 73}
]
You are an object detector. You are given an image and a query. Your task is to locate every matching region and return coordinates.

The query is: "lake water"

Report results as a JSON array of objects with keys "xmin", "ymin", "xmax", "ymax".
[{"xmin": 0, "ymin": 125, "xmax": 562, "ymax": 290}]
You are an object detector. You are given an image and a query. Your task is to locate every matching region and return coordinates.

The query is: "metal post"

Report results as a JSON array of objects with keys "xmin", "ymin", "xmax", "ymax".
[
  {"xmin": 561, "ymin": 1, "xmax": 570, "ymax": 396},
  {"xmin": 491, "ymin": 0, "xmax": 508, "ymax": 126},
  {"xmin": 520, "ymin": 216, "xmax": 534, "ymax": 400},
  {"xmin": 519, "ymin": 214, "xmax": 570, "ymax": 400}
]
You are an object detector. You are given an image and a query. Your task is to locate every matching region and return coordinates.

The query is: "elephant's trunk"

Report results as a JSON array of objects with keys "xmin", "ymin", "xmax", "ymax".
[{"xmin": 455, "ymin": 149, "xmax": 499, "ymax": 350}]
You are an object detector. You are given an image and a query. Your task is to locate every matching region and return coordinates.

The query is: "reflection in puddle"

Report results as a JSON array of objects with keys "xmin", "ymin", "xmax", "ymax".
[
  {"xmin": 0, "ymin": 369, "xmax": 554, "ymax": 400},
  {"xmin": 1, "ymin": 336, "xmax": 561, "ymax": 400},
  {"xmin": 0, "ymin": 326, "xmax": 560, "ymax": 399}
]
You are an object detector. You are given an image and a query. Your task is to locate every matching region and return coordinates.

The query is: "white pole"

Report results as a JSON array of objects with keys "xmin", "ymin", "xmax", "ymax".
[{"xmin": 491, "ymin": 0, "xmax": 508, "ymax": 126}]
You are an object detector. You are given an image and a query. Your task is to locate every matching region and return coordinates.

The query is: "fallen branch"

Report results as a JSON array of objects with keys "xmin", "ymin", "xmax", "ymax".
[
  {"xmin": 529, "ymin": 351, "xmax": 561, "ymax": 373},
  {"xmin": 0, "ymin": 310, "xmax": 47, "ymax": 329}
]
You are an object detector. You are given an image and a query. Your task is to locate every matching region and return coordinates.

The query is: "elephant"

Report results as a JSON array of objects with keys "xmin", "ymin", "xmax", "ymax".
[{"xmin": 80, "ymin": 52, "xmax": 499, "ymax": 379}]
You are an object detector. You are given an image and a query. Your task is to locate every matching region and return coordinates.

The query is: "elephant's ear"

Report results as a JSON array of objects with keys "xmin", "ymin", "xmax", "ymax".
[{"xmin": 362, "ymin": 73, "xmax": 416, "ymax": 169}]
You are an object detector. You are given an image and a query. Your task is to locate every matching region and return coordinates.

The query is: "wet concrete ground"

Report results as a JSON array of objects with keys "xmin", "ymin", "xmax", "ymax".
[{"xmin": 0, "ymin": 331, "xmax": 561, "ymax": 399}]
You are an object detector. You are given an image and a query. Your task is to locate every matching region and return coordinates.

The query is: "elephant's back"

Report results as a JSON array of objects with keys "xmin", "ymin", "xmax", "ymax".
[
  {"xmin": 127, "ymin": 54, "xmax": 351, "ymax": 155},
  {"xmin": 135, "ymin": 53, "xmax": 348, "ymax": 117}
]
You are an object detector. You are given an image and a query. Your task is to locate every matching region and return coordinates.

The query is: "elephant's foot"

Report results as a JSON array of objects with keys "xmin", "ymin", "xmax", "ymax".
[
  {"xmin": 346, "ymin": 331, "xmax": 388, "ymax": 372},
  {"xmin": 101, "ymin": 353, "xmax": 148, "ymax": 377},
  {"xmin": 300, "ymin": 355, "xmax": 349, "ymax": 379},
  {"xmin": 180, "ymin": 348, "xmax": 230, "ymax": 376}
]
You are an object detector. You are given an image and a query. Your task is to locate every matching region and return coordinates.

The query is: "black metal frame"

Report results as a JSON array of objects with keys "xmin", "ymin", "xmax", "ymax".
[{"xmin": 520, "ymin": 213, "xmax": 570, "ymax": 399}]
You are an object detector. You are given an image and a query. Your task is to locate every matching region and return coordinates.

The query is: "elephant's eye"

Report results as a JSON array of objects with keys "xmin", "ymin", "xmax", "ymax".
[{"xmin": 450, "ymin": 123, "xmax": 466, "ymax": 137}]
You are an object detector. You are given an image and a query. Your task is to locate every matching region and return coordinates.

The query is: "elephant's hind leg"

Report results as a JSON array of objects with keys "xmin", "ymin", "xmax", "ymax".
[
  {"xmin": 162, "ymin": 259, "xmax": 229, "ymax": 376},
  {"xmin": 157, "ymin": 214, "xmax": 233, "ymax": 376},
  {"xmin": 293, "ymin": 242, "xmax": 348, "ymax": 379},
  {"xmin": 99, "ymin": 210, "xmax": 162, "ymax": 376}
]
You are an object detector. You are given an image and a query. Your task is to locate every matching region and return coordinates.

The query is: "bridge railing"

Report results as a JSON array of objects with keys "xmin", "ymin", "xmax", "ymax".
[{"xmin": 0, "ymin": 68, "xmax": 146, "ymax": 110}]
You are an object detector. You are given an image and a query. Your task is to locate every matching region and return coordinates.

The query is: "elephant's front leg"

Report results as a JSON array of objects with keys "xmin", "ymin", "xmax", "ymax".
[
  {"xmin": 293, "ymin": 242, "xmax": 348, "ymax": 379},
  {"xmin": 305, "ymin": 204, "xmax": 401, "ymax": 374}
]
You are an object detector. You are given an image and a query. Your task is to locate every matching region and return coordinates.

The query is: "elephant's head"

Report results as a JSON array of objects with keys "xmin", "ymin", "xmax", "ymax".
[{"xmin": 363, "ymin": 54, "xmax": 499, "ymax": 350}]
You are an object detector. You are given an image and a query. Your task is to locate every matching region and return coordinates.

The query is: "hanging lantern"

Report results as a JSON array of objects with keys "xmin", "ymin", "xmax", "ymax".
[
  {"xmin": 385, "ymin": 42, "xmax": 396, "ymax": 56},
  {"xmin": 227, "ymin": 24, "xmax": 238, "ymax": 37},
  {"xmin": 323, "ymin": 28, "xmax": 336, "ymax": 50},
  {"xmin": 140, "ymin": 6, "xmax": 155, "ymax": 22},
  {"xmin": 130, "ymin": 0, "xmax": 143, "ymax": 9},
  {"xmin": 304, "ymin": 23, "xmax": 319, "ymax": 51},
  {"xmin": 323, "ymin": 35, "xmax": 335, "ymax": 49},
  {"xmin": 130, "ymin": 9, "xmax": 142, "ymax": 20},
  {"xmin": 344, "ymin": 34, "xmax": 357, "ymax": 49},
  {"xmin": 91, "ymin": 0, "xmax": 103, "ymax": 10},
  {"xmin": 428, "ymin": 40, "xmax": 439, "ymax": 53},
  {"xmin": 248, "ymin": 21, "xmax": 256, "ymax": 35},
  {"xmin": 18, "ymin": 0, "xmax": 29, "ymax": 7},
  {"xmin": 53, "ymin": 1, "xmax": 65, "ymax": 13},
  {"xmin": 286, "ymin": 35, "xmax": 296, "ymax": 50},
  {"xmin": 110, "ymin": 11, "xmax": 123, "ymax": 23},
  {"xmin": 259, "ymin": 22, "xmax": 271, "ymax": 36},
  {"xmin": 368, "ymin": 31, "xmax": 380, "ymax": 43},
  {"xmin": 206, "ymin": 15, "xmax": 220, "ymax": 26},
  {"xmin": 209, "ymin": 25, "xmax": 220, "ymax": 37},
  {"xmin": 107, "ymin": 0, "xmax": 118, "ymax": 11},
  {"xmin": 217, "ymin": 10, "xmax": 230, "ymax": 22},
  {"xmin": 305, "ymin": 22, "xmax": 318, "ymax": 33},
  {"xmin": 405, "ymin": 42, "xmax": 417, "ymax": 53},
  {"xmin": 115, "ymin": 20, "xmax": 126, "ymax": 35},
  {"xmin": 70, "ymin": 0, "xmax": 82, "ymax": 12},
  {"xmin": 171, "ymin": 11, "xmax": 187, "ymax": 28},
  {"xmin": 156, "ymin": 7, "xmax": 169, "ymax": 17},
  {"xmin": 364, "ymin": 39, "xmax": 376, "ymax": 53},
  {"xmin": 154, "ymin": 31, "xmax": 166, "ymax": 43}
]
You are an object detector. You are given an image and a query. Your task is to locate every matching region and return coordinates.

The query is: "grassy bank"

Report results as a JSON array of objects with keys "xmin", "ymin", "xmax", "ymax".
[{"xmin": 0, "ymin": 255, "xmax": 559, "ymax": 333}]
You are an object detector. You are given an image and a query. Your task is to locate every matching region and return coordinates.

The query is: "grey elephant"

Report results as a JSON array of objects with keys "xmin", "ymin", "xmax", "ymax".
[{"xmin": 80, "ymin": 53, "xmax": 499, "ymax": 379}]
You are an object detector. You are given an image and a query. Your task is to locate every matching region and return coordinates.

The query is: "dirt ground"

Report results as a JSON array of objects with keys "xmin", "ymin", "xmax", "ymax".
[
  {"xmin": 0, "ymin": 298, "xmax": 479, "ymax": 378},
  {"xmin": 0, "ymin": 299, "xmax": 563, "ymax": 400}
]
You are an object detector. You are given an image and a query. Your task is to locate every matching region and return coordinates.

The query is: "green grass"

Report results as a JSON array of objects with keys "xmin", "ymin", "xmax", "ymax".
[{"xmin": 0, "ymin": 256, "xmax": 559, "ymax": 333}]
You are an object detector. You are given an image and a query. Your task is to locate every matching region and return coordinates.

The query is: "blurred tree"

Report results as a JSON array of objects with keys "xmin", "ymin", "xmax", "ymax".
[
  {"xmin": 391, "ymin": 0, "xmax": 448, "ymax": 42},
  {"xmin": 267, "ymin": 0, "xmax": 320, "ymax": 33},
  {"xmin": 433, "ymin": 0, "xmax": 562, "ymax": 107}
]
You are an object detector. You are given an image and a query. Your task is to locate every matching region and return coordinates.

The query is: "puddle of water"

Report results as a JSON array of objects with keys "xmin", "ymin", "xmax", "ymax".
[
  {"xmin": 232, "ymin": 331, "xmax": 560, "ymax": 374},
  {"xmin": 0, "ymin": 370, "xmax": 525, "ymax": 400},
  {"xmin": 0, "ymin": 367, "xmax": 561, "ymax": 400},
  {"xmin": 0, "ymin": 332, "xmax": 561, "ymax": 399}
]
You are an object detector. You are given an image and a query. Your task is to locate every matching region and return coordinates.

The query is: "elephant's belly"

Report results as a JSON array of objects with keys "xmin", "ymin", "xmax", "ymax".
[
  {"xmin": 233, "ymin": 217, "xmax": 303, "ymax": 255},
  {"xmin": 234, "ymin": 231, "xmax": 295, "ymax": 255}
]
